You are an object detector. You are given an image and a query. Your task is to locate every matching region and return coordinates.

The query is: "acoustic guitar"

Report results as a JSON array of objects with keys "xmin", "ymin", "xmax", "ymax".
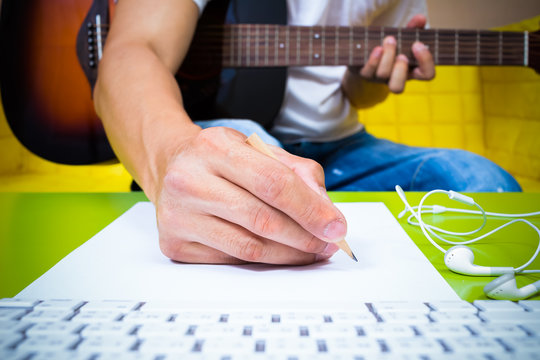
[{"xmin": 1, "ymin": 0, "xmax": 538, "ymax": 164}]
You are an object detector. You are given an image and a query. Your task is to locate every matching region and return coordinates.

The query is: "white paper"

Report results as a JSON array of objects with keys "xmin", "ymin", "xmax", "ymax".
[{"xmin": 18, "ymin": 202, "xmax": 459, "ymax": 307}]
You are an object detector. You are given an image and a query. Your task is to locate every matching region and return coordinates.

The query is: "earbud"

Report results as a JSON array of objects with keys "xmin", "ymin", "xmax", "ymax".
[
  {"xmin": 444, "ymin": 246, "xmax": 514, "ymax": 276},
  {"xmin": 484, "ymin": 273, "xmax": 540, "ymax": 300}
]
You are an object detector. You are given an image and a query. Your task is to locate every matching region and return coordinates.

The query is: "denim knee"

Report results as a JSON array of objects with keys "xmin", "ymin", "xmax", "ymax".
[
  {"xmin": 195, "ymin": 119, "xmax": 282, "ymax": 148},
  {"xmin": 411, "ymin": 149, "xmax": 522, "ymax": 192}
]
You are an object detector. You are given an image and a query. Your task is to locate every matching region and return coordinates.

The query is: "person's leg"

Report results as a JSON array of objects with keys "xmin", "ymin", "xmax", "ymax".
[
  {"xmin": 195, "ymin": 119, "xmax": 282, "ymax": 147},
  {"xmin": 285, "ymin": 131, "xmax": 521, "ymax": 192}
]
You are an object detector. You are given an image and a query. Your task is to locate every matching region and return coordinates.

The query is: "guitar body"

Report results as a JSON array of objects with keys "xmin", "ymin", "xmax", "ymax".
[
  {"xmin": 0, "ymin": 0, "xmax": 116, "ymax": 164},
  {"xmin": 0, "ymin": 0, "xmax": 286, "ymax": 164}
]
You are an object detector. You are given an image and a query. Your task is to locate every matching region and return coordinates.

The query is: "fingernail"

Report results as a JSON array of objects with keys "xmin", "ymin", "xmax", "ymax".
[
  {"xmin": 413, "ymin": 42, "xmax": 426, "ymax": 52},
  {"xmin": 397, "ymin": 54, "xmax": 409, "ymax": 63},
  {"xmin": 324, "ymin": 219, "xmax": 347, "ymax": 241},
  {"xmin": 315, "ymin": 242, "xmax": 339, "ymax": 261},
  {"xmin": 384, "ymin": 36, "xmax": 396, "ymax": 45}
]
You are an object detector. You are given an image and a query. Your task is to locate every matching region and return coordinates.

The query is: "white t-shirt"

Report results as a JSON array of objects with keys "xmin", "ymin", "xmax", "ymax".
[{"xmin": 191, "ymin": 0, "xmax": 427, "ymax": 143}]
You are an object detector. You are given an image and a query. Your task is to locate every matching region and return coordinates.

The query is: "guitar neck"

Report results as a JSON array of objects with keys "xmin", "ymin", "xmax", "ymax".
[{"xmin": 187, "ymin": 24, "xmax": 531, "ymax": 68}]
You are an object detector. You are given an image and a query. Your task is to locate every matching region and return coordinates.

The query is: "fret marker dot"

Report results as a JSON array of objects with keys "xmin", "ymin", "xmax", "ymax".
[
  {"xmin": 279, "ymin": 43, "xmax": 284, "ymax": 49},
  {"xmin": 314, "ymin": 53, "xmax": 320, "ymax": 59},
  {"xmin": 314, "ymin": 33, "xmax": 320, "ymax": 39},
  {"xmin": 356, "ymin": 44, "xmax": 361, "ymax": 49}
]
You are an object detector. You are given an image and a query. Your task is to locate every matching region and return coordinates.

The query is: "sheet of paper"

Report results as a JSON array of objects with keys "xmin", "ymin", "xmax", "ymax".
[{"xmin": 18, "ymin": 202, "xmax": 459, "ymax": 307}]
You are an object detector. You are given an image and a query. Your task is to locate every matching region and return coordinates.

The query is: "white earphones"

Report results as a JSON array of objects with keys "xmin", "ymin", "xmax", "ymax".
[
  {"xmin": 484, "ymin": 273, "xmax": 540, "ymax": 301},
  {"xmin": 395, "ymin": 185, "xmax": 540, "ymax": 300}
]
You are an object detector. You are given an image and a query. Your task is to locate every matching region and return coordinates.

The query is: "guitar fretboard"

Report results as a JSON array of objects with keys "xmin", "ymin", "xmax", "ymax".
[{"xmin": 185, "ymin": 24, "xmax": 530, "ymax": 68}]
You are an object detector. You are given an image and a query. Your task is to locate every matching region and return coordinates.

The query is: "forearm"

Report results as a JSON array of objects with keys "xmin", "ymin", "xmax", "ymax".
[
  {"xmin": 94, "ymin": 44, "xmax": 200, "ymax": 202},
  {"xmin": 341, "ymin": 69, "xmax": 390, "ymax": 109}
]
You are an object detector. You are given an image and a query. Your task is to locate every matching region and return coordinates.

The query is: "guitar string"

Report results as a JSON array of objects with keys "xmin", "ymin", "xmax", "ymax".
[{"xmin": 92, "ymin": 27, "xmax": 537, "ymax": 66}]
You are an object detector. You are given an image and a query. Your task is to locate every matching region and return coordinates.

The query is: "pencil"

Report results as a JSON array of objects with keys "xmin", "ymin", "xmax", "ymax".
[{"xmin": 246, "ymin": 133, "xmax": 357, "ymax": 262}]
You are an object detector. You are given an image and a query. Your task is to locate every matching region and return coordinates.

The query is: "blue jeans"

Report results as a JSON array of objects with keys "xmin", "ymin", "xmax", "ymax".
[{"xmin": 196, "ymin": 119, "xmax": 522, "ymax": 192}]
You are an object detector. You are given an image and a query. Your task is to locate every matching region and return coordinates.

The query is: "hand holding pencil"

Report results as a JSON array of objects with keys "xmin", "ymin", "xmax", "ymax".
[{"xmin": 246, "ymin": 133, "xmax": 357, "ymax": 262}]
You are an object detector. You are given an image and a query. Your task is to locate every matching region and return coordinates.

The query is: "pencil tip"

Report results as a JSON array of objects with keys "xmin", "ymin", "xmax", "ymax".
[{"xmin": 351, "ymin": 252, "xmax": 358, "ymax": 262}]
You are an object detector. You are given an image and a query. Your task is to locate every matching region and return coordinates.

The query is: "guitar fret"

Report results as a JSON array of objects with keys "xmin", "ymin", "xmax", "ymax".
[
  {"xmin": 321, "ymin": 27, "xmax": 325, "ymax": 65},
  {"xmin": 364, "ymin": 26, "xmax": 368, "ymax": 64},
  {"xmin": 265, "ymin": 25, "xmax": 269, "ymax": 66},
  {"xmin": 476, "ymin": 30, "xmax": 480, "ymax": 65},
  {"xmin": 274, "ymin": 26, "xmax": 278, "ymax": 66},
  {"xmin": 296, "ymin": 26, "xmax": 300, "ymax": 65},
  {"xmin": 246, "ymin": 25, "xmax": 251, "ymax": 66},
  {"xmin": 309, "ymin": 27, "xmax": 313, "ymax": 65},
  {"xmin": 230, "ymin": 26, "xmax": 234, "ymax": 65},
  {"xmin": 499, "ymin": 31, "xmax": 503, "ymax": 65},
  {"xmin": 335, "ymin": 26, "xmax": 339, "ymax": 65},
  {"xmin": 435, "ymin": 29, "xmax": 439, "ymax": 64},
  {"xmin": 398, "ymin": 28, "xmax": 402, "ymax": 55},
  {"xmin": 455, "ymin": 30, "xmax": 459, "ymax": 65},
  {"xmin": 255, "ymin": 25, "xmax": 259, "ymax": 66},
  {"xmin": 524, "ymin": 31, "xmax": 529, "ymax": 66},
  {"xmin": 349, "ymin": 27, "xmax": 353, "ymax": 65},
  {"xmin": 237, "ymin": 25, "xmax": 242, "ymax": 66}
]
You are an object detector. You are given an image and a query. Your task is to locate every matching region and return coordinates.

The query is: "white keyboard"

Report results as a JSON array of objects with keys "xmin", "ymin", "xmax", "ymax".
[{"xmin": 1, "ymin": 298, "xmax": 539, "ymax": 360}]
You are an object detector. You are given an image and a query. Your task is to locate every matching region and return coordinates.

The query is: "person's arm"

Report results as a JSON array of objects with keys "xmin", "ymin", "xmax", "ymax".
[
  {"xmin": 342, "ymin": 14, "xmax": 435, "ymax": 108},
  {"xmin": 94, "ymin": 0, "xmax": 346, "ymax": 265}
]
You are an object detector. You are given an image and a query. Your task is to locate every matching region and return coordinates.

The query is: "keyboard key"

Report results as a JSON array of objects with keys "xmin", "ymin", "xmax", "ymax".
[
  {"xmin": 467, "ymin": 323, "xmax": 529, "ymax": 337},
  {"xmin": 442, "ymin": 336, "xmax": 507, "ymax": 354},
  {"xmin": 136, "ymin": 322, "xmax": 191, "ymax": 338},
  {"xmin": 327, "ymin": 311, "xmax": 378, "ymax": 324},
  {"xmin": 428, "ymin": 300, "xmax": 477, "ymax": 313},
  {"xmin": 81, "ymin": 322, "xmax": 138, "ymax": 337},
  {"xmin": 519, "ymin": 300, "xmax": 540, "ymax": 312},
  {"xmin": 479, "ymin": 311, "xmax": 540, "ymax": 323},
  {"xmin": 75, "ymin": 335, "xmax": 138, "ymax": 352},
  {"xmin": 361, "ymin": 323, "xmax": 416, "ymax": 338},
  {"xmin": 308, "ymin": 324, "xmax": 358, "ymax": 338},
  {"xmin": 499, "ymin": 336, "xmax": 540, "ymax": 353},
  {"xmin": 0, "ymin": 321, "xmax": 33, "ymax": 336},
  {"xmin": 384, "ymin": 337, "xmax": 444, "ymax": 354},
  {"xmin": 23, "ymin": 351, "xmax": 93, "ymax": 360},
  {"xmin": 20, "ymin": 310, "xmax": 72, "ymax": 322},
  {"xmin": 474, "ymin": 300, "xmax": 525, "ymax": 313},
  {"xmin": 324, "ymin": 337, "xmax": 381, "ymax": 354},
  {"xmin": 70, "ymin": 310, "xmax": 123, "ymax": 323},
  {"xmin": 0, "ymin": 309, "xmax": 27, "ymax": 321},
  {"xmin": 0, "ymin": 298, "xmax": 39, "ymax": 309},
  {"xmin": 0, "ymin": 333, "xmax": 24, "ymax": 349},
  {"xmin": 0, "ymin": 349, "xmax": 32, "ymax": 360},
  {"xmin": 137, "ymin": 337, "xmax": 195, "ymax": 354},
  {"xmin": 15, "ymin": 334, "xmax": 80, "ymax": 352},
  {"xmin": 414, "ymin": 323, "xmax": 471, "ymax": 337},
  {"xmin": 93, "ymin": 352, "xmax": 158, "ymax": 360},
  {"xmin": 263, "ymin": 337, "xmax": 317, "ymax": 355},
  {"xmin": 249, "ymin": 324, "xmax": 298, "ymax": 338},
  {"xmin": 34, "ymin": 299, "xmax": 85, "ymax": 311},
  {"xmin": 121, "ymin": 311, "xmax": 172, "ymax": 323},
  {"xmin": 80, "ymin": 300, "xmax": 140, "ymax": 312},
  {"xmin": 26, "ymin": 322, "xmax": 84, "ymax": 336},
  {"xmin": 377, "ymin": 311, "xmax": 430, "ymax": 324},
  {"xmin": 429, "ymin": 311, "xmax": 481, "ymax": 324},
  {"xmin": 371, "ymin": 301, "xmax": 430, "ymax": 314}
]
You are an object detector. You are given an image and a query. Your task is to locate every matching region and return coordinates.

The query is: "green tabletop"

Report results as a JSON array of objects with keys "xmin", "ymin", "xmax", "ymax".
[{"xmin": 1, "ymin": 192, "xmax": 539, "ymax": 302}]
